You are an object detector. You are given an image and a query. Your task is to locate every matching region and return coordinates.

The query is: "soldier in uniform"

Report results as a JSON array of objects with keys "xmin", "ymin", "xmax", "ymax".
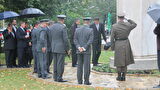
[
  {"xmin": 49, "ymin": 15, "xmax": 69, "ymax": 82},
  {"xmin": 31, "ymin": 21, "xmax": 40, "ymax": 73},
  {"xmin": 46, "ymin": 20, "xmax": 54, "ymax": 74},
  {"xmin": 36, "ymin": 20, "xmax": 51, "ymax": 79},
  {"xmin": 74, "ymin": 17, "xmax": 93, "ymax": 85},
  {"xmin": 111, "ymin": 12, "xmax": 137, "ymax": 81}
]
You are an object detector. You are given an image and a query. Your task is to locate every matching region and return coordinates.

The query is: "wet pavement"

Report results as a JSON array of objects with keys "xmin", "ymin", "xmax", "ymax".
[{"xmin": 30, "ymin": 63, "xmax": 160, "ymax": 90}]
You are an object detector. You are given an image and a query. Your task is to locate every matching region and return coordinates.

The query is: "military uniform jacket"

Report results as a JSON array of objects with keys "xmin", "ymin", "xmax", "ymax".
[
  {"xmin": 49, "ymin": 22, "xmax": 69, "ymax": 54},
  {"xmin": 36, "ymin": 27, "xmax": 47, "ymax": 53},
  {"xmin": 74, "ymin": 25, "xmax": 94, "ymax": 54},
  {"xmin": 111, "ymin": 19, "xmax": 137, "ymax": 67}
]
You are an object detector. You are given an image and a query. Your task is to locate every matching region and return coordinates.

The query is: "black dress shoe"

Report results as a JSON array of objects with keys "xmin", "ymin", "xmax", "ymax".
[
  {"xmin": 72, "ymin": 65, "xmax": 77, "ymax": 67},
  {"xmin": 84, "ymin": 82, "xmax": 92, "ymax": 85},
  {"xmin": 116, "ymin": 77, "xmax": 122, "ymax": 81},
  {"xmin": 42, "ymin": 76, "xmax": 51, "ymax": 79},
  {"xmin": 78, "ymin": 82, "xmax": 82, "ymax": 84},
  {"xmin": 38, "ymin": 75, "xmax": 42, "ymax": 78},
  {"xmin": 57, "ymin": 80, "xmax": 68, "ymax": 82}
]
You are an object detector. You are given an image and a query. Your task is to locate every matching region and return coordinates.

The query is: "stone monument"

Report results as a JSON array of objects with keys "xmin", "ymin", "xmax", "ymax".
[{"xmin": 110, "ymin": 0, "xmax": 159, "ymax": 70}]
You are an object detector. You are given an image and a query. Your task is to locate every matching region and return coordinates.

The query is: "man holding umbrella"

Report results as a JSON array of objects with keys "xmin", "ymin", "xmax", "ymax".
[{"xmin": 49, "ymin": 15, "xmax": 69, "ymax": 82}]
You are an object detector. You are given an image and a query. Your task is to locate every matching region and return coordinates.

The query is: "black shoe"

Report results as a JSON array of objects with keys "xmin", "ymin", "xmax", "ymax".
[
  {"xmin": 84, "ymin": 82, "xmax": 92, "ymax": 85},
  {"xmin": 78, "ymin": 82, "xmax": 83, "ymax": 84},
  {"xmin": 42, "ymin": 75, "xmax": 51, "ymax": 79},
  {"xmin": 72, "ymin": 65, "xmax": 77, "ymax": 67},
  {"xmin": 38, "ymin": 75, "xmax": 42, "ymax": 78},
  {"xmin": 116, "ymin": 73, "xmax": 122, "ymax": 81},
  {"xmin": 57, "ymin": 79, "xmax": 68, "ymax": 82},
  {"xmin": 116, "ymin": 77, "xmax": 122, "ymax": 81}
]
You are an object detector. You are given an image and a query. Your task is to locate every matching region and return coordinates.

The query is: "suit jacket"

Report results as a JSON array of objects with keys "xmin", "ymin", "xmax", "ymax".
[
  {"xmin": 70, "ymin": 23, "xmax": 78, "ymax": 44},
  {"xmin": 3, "ymin": 29, "xmax": 17, "ymax": 50},
  {"xmin": 154, "ymin": 24, "xmax": 160, "ymax": 50},
  {"xmin": 74, "ymin": 25, "xmax": 94, "ymax": 54},
  {"xmin": 49, "ymin": 22, "xmax": 69, "ymax": 54},
  {"xmin": 90, "ymin": 23, "xmax": 106, "ymax": 43},
  {"xmin": 36, "ymin": 27, "xmax": 47, "ymax": 52},
  {"xmin": 111, "ymin": 19, "xmax": 137, "ymax": 66},
  {"xmin": 16, "ymin": 27, "xmax": 27, "ymax": 48}
]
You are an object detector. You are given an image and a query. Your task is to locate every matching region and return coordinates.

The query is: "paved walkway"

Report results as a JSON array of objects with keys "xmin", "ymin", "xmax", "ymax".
[{"xmin": 30, "ymin": 63, "xmax": 160, "ymax": 90}]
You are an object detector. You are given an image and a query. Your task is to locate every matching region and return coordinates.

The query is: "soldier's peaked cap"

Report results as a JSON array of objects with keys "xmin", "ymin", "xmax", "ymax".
[
  {"xmin": 83, "ymin": 17, "xmax": 92, "ymax": 20},
  {"xmin": 57, "ymin": 15, "xmax": 66, "ymax": 19}
]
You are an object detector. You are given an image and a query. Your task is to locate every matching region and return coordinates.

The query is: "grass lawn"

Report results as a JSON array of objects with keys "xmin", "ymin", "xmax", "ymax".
[
  {"xmin": 0, "ymin": 68, "xmax": 98, "ymax": 90},
  {"xmin": 0, "ymin": 51, "xmax": 112, "ymax": 90}
]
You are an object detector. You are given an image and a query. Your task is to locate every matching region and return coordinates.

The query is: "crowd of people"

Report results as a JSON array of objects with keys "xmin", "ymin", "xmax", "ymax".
[{"xmin": 1, "ymin": 13, "xmax": 138, "ymax": 85}]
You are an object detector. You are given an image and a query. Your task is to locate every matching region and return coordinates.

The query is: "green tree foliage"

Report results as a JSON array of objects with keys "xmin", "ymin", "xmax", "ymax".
[{"xmin": 0, "ymin": 0, "xmax": 116, "ymax": 28}]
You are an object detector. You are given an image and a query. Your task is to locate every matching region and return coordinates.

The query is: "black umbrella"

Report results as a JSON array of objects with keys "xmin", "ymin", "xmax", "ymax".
[
  {"xmin": 20, "ymin": 8, "xmax": 45, "ymax": 18},
  {"xmin": 0, "ymin": 11, "xmax": 19, "ymax": 20}
]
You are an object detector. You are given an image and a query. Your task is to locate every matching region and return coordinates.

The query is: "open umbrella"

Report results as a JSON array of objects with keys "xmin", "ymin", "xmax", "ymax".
[
  {"xmin": 20, "ymin": 8, "xmax": 45, "ymax": 18},
  {"xmin": 0, "ymin": 11, "xmax": 19, "ymax": 20},
  {"xmin": 147, "ymin": 3, "xmax": 160, "ymax": 24}
]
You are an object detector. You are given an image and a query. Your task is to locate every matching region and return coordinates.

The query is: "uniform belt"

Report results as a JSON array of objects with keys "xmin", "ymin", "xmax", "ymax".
[{"xmin": 115, "ymin": 38, "xmax": 128, "ymax": 41}]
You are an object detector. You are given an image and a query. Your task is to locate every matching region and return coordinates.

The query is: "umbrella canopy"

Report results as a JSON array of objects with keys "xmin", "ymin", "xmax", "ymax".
[
  {"xmin": 147, "ymin": 3, "xmax": 160, "ymax": 24},
  {"xmin": 0, "ymin": 11, "xmax": 19, "ymax": 20},
  {"xmin": 20, "ymin": 8, "xmax": 45, "ymax": 18}
]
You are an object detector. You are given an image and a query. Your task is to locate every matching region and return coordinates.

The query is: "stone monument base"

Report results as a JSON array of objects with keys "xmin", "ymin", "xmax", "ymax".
[{"xmin": 110, "ymin": 55, "xmax": 158, "ymax": 70}]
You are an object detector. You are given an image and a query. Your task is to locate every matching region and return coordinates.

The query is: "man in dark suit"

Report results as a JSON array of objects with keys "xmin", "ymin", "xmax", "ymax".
[
  {"xmin": 16, "ymin": 22, "xmax": 29, "ymax": 68},
  {"xmin": 90, "ymin": 17, "xmax": 107, "ymax": 66},
  {"xmin": 70, "ymin": 19, "xmax": 81, "ymax": 67},
  {"xmin": 49, "ymin": 15, "xmax": 69, "ymax": 82},
  {"xmin": 74, "ymin": 17, "xmax": 94, "ymax": 85},
  {"xmin": 11, "ymin": 19, "xmax": 18, "ymax": 67},
  {"xmin": 3, "ymin": 23, "xmax": 17, "ymax": 68}
]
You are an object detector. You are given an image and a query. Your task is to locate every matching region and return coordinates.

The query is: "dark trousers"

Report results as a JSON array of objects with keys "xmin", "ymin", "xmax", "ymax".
[
  {"xmin": 53, "ymin": 53, "xmax": 65, "ymax": 81},
  {"xmin": 71, "ymin": 44, "xmax": 77, "ymax": 66},
  {"xmin": 77, "ymin": 54, "xmax": 91, "ymax": 83},
  {"xmin": 157, "ymin": 50, "xmax": 160, "ymax": 71},
  {"xmin": 32, "ymin": 49, "xmax": 38, "ymax": 72},
  {"xmin": 46, "ymin": 52, "xmax": 53, "ymax": 72},
  {"xmin": 17, "ymin": 47, "xmax": 27, "ymax": 67},
  {"xmin": 5, "ymin": 50, "xmax": 16, "ymax": 67},
  {"xmin": 12, "ymin": 49, "xmax": 17, "ymax": 66},
  {"xmin": 26, "ymin": 46, "xmax": 33, "ymax": 66},
  {"xmin": 37, "ymin": 52, "xmax": 47, "ymax": 77},
  {"xmin": 92, "ymin": 42, "xmax": 101, "ymax": 65}
]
